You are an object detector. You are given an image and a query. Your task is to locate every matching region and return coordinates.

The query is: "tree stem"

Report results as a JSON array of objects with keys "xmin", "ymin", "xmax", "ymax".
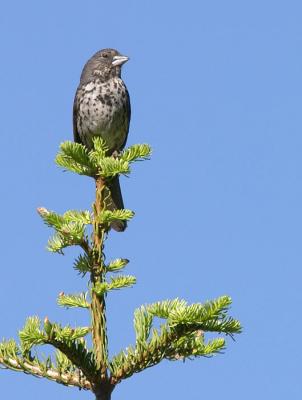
[
  {"xmin": 95, "ymin": 392, "xmax": 112, "ymax": 400},
  {"xmin": 94, "ymin": 381, "xmax": 114, "ymax": 400},
  {"xmin": 91, "ymin": 177, "xmax": 108, "ymax": 379}
]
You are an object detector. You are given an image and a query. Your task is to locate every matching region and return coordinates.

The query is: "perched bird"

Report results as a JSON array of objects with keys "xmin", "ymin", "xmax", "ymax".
[{"xmin": 73, "ymin": 48, "xmax": 131, "ymax": 231}]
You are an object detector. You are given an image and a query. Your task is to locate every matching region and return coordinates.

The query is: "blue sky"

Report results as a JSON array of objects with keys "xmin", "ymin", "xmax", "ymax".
[{"xmin": 0, "ymin": 1, "xmax": 301, "ymax": 399}]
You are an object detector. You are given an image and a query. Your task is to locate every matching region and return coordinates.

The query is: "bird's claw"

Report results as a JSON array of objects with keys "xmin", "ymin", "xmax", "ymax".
[{"xmin": 112, "ymin": 150, "xmax": 122, "ymax": 159}]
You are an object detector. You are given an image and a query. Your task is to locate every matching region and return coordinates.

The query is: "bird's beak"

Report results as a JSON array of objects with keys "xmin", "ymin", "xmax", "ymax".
[{"xmin": 112, "ymin": 55, "xmax": 129, "ymax": 67}]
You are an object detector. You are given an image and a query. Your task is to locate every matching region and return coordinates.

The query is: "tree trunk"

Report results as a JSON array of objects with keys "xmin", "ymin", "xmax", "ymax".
[
  {"xmin": 95, "ymin": 392, "xmax": 111, "ymax": 400},
  {"xmin": 91, "ymin": 176, "xmax": 108, "ymax": 377},
  {"xmin": 93, "ymin": 382, "xmax": 114, "ymax": 400},
  {"xmin": 91, "ymin": 177, "xmax": 113, "ymax": 398}
]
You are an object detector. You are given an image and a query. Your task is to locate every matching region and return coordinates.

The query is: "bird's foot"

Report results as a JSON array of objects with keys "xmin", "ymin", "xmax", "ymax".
[{"xmin": 111, "ymin": 150, "xmax": 122, "ymax": 159}]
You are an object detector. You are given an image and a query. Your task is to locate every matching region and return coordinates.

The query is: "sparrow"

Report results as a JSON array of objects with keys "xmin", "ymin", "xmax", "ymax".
[{"xmin": 73, "ymin": 48, "xmax": 131, "ymax": 231}]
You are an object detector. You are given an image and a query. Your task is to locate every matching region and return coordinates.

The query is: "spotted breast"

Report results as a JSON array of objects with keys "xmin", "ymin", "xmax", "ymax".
[{"xmin": 74, "ymin": 76, "xmax": 130, "ymax": 152}]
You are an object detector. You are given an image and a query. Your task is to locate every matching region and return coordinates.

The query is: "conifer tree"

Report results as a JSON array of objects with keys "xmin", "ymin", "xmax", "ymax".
[{"xmin": 0, "ymin": 139, "xmax": 241, "ymax": 400}]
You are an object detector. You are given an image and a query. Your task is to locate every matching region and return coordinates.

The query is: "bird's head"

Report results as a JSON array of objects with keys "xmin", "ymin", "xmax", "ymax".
[{"xmin": 80, "ymin": 48, "xmax": 129, "ymax": 84}]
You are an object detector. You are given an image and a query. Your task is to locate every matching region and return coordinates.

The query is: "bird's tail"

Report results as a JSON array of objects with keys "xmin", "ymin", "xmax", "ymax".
[{"xmin": 106, "ymin": 176, "xmax": 127, "ymax": 232}]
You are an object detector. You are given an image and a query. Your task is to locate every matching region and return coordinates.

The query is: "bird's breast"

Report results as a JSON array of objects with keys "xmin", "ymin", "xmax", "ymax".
[{"xmin": 76, "ymin": 77, "xmax": 129, "ymax": 151}]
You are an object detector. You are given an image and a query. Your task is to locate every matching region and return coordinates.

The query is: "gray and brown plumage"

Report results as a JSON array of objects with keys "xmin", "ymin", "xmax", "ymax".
[{"xmin": 73, "ymin": 48, "xmax": 131, "ymax": 231}]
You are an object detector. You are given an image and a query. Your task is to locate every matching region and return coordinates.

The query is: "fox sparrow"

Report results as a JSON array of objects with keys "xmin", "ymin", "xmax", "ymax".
[{"xmin": 73, "ymin": 48, "xmax": 131, "ymax": 231}]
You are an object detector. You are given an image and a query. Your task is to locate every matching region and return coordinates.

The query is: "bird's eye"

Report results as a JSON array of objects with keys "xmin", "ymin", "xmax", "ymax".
[{"xmin": 102, "ymin": 53, "xmax": 108, "ymax": 58}]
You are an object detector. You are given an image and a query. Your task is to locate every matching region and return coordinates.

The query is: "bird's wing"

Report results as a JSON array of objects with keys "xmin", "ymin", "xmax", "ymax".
[
  {"xmin": 120, "ymin": 87, "xmax": 131, "ymax": 150},
  {"xmin": 73, "ymin": 89, "xmax": 82, "ymax": 144}
]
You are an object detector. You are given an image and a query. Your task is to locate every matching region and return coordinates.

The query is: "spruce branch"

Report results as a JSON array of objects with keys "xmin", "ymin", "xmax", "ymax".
[
  {"xmin": 17, "ymin": 316, "xmax": 97, "ymax": 381},
  {"xmin": 120, "ymin": 144, "xmax": 152, "ymax": 163},
  {"xmin": 57, "ymin": 292, "xmax": 90, "ymax": 309},
  {"xmin": 63, "ymin": 210, "xmax": 92, "ymax": 224},
  {"xmin": 37, "ymin": 208, "xmax": 91, "ymax": 230},
  {"xmin": 94, "ymin": 158, "xmax": 130, "ymax": 178},
  {"xmin": 43, "ymin": 319, "xmax": 96, "ymax": 380},
  {"xmin": 98, "ymin": 209, "xmax": 134, "ymax": 225},
  {"xmin": 19, "ymin": 316, "xmax": 46, "ymax": 352},
  {"xmin": 93, "ymin": 275, "xmax": 136, "ymax": 296},
  {"xmin": 90, "ymin": 137, "xmax": 109, "ymax": 159},
  {"xmin": 56, "ymin": 139, "xmax": 153, "ymax": 180},
  {"xmin": 134, "ymin": 306, "xmax": 153, "ymax": 348},
  {"xmin": 105, "ymin": 258, "xmax": 129, "ymax": 273},
  {"xmin": 37, "ymin": 207, "xmax": 91, "ymax": 254},
  {"xmin": 55, "ymin": 141, "xmax": 96, "ymax": 176},
  {"xmin": 109, "ymin": 326, "xmax": 224, "ymax": 382},
  {"xmin": 107, "ymin": 275, "xmax": 136, "ymax": 291},
  {"xmin": 0, "ymin": 354, "xmax": 92, "ymax": 390},
  {"xmin": 0, "ymin": 339, "xmax": 20, "ymax": 361},
  {"xmin": 109, "ymin": 296, "xmax": 241, "ymax": 382},
  {"xmin": 74, "ymin": 253, "xmax": 93, "ymax": 276},
  {"xmin": 47, "ymin": 229, "xmax": 86, "ymax": 254},
  {"xmin": 0, "ymin": 338, "xmax": 92, "ymax": 389},
  {"xmin": 37, "ymin": 207, "xmax": 66, "ymax": 230},
  {"xmin": 146, "ymin": 298, "xmax": 188, "ymax": 319},
  {"xmin": 55, "ymin": 349, "xmax": 75, "ymax": 372},
  {"xmin": 46, "ymin": 337, "xmax": 96, "ymax": 380}
]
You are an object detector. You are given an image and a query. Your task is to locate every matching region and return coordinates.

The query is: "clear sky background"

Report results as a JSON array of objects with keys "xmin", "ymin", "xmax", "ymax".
[{"xmin": 0, "ymin": 1, "xmax": 301, "ymax": 399}]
